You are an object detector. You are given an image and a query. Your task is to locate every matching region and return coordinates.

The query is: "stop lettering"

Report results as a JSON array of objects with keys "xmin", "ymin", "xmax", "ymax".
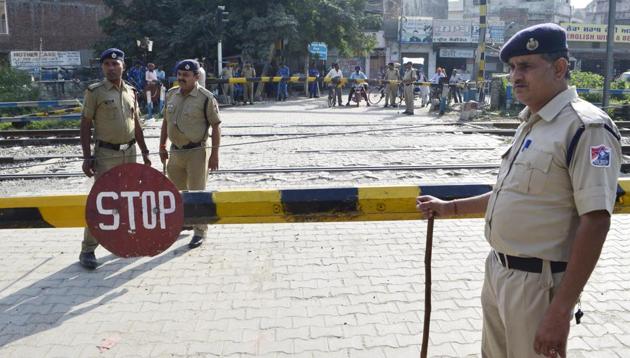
[{"xmin": 85, "ymin": 163, "xmax": 184, "ymax": 257}]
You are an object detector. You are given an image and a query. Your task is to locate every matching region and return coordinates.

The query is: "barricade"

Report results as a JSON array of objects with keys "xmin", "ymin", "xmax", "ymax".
[
  {"xmin": 1, "ymin": 180, "xmax": 628, "ymax": 229},
  {"xmin": 0, "ymin": 99, "xmax": 83, "ymax": 123}
]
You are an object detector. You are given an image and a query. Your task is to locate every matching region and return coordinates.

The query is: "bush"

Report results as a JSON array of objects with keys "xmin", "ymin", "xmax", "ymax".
[
  {"xmin": 0, "ymin": 67, "xmax": 40, "ymax": 117},
  {"xmin": 570, "ymin": 71, "xmax": 603, "ymax": 103}
]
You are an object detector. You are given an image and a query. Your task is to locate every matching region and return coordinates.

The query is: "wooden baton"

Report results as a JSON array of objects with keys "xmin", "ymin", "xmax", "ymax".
[{"xmin": 420, "ymin": 216, "xmax": 434, "ymax": 358}]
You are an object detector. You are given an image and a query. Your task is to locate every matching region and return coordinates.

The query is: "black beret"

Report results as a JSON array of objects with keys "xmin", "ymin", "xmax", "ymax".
[
  {"xmin": 176, "ymin": 59, "xmax": 200, "ymax": 72},
  {"xmin": 499, "ymin": 23, "xmax": 568, "ymax": 63},
  {"xmin": 100, "ymin": 48, "xmax": 125, "ymax": 63}
]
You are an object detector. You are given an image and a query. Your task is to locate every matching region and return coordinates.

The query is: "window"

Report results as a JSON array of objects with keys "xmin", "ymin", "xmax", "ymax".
[{"xmin": 0, "ymin": 1, "xmax": 7, "ymax": 34}]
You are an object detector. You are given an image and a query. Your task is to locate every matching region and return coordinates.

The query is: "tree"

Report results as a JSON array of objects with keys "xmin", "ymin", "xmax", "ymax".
[{"xmin": 96, "ymin": 0, "xmax": 380, "ymax": 69}]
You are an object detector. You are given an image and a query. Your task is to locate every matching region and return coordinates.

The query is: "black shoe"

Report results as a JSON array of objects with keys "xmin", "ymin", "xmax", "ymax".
[
  {"xmin": 345, "ymin": 103, "xmax": 350, "ymax": 106},
  {"xmin": 79, "ymin": 252, "xmax": 98, "ymax": 270},
  {"xmin": 188, "ymin": 235, "xmax": 205, "ymax": 249},
  {"xmin": 403, "ymin": 111, "xmax": 414, "ymax": 115},
  {"xmin": 384, "ymin": 105, "xmax": 389, "ymax": 108},
  {"xmin": 366, "ymin": 103, "xmax": 370, "ymax": 106}
]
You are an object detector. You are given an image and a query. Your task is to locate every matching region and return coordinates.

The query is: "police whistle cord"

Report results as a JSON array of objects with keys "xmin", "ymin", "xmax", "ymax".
[{"xmin": 421, "ymin": 216, "xmax": 435, "ymax": 358}]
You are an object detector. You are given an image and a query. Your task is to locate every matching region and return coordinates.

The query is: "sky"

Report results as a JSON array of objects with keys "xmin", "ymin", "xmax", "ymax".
[{"xmin": 571, "ymin": 0, "xmax": 592, "ymax": 9}]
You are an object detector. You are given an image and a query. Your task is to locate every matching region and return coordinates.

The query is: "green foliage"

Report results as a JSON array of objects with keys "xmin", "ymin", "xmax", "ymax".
[
  {"xmin": 0, "ymin": 67, "xmax": 39, "ymax": 102},
  {"xmin": 97, "ymin": 0, "xmax": 381, "ymax": 66},
  {"xmin": 0, "ymin": 120, "xmax": 80, "ymax": 131},
  {"xmin": 0, "ymin": 67, "xmax": 40, "ymax": 117},
  {"xmin": 570, "ymin": 71, "xmax": 603, "ymax": 103}
]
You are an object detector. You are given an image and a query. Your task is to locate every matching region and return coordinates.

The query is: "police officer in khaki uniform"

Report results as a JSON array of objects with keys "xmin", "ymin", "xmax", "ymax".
[
  {"xmin": 416, "ymin": 24, "xmax": 621, "ymax": 358},
  {"xmin": 159, "ymin": 59, "xmax": 221, "ymax": 249},
  {"xmin": 79, "ymin": 48, "xmax": 152, "ymax": 270},
  {"xmin": 241, "ymin": 62, "xmax": 256, "ymax": 105},
  {"xmin": 220, "ymin": 64, "xmax": 233, "ymax": 102},
  {"xmin": 401, "ymin": 61, "xmax": 417, "ymax": 115},
  {"xmin": 383, "ymin": 62, "xmax": 400, "ymax": 108}
]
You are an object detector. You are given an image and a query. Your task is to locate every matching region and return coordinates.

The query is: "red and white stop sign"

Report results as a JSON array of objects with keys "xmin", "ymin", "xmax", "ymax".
[{"xmin": 85, "ymin": 163, "xmax": 184, "ymax": 257}]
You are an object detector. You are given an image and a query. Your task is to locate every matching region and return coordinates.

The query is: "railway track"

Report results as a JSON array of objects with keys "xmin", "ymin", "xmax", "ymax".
[
  {"xmin": 2, "ymin": 145, "xmax": 630, "ymax": 165},
  {"xmin": 2, "ymin": 127, "xmax": 630, "ymax": 147},
  {"xmin": 2, "ymin": 162, "xmax": 630, "ymax": 181},
  {"xmin": 3, "ymin": 121, "xmax": 629, "ymax": 139}
]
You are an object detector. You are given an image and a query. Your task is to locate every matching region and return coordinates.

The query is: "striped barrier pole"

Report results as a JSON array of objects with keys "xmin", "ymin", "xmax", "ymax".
[
  {"xmin": 0, "ymin": 113, "xmax": 81, "ymax": 123},
  {"xmin": 0, "ymin": 99, "xmax": 82, "ymax": 108},
  {"xmin": 1, "ymin": 180, "xmax": 629, "ymax": 229}
]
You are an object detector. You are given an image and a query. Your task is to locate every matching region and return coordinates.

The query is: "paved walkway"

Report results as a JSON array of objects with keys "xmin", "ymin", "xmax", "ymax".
[{"xmin": 1, "ymin": 216, "xmax": 629, "ymax": 357}]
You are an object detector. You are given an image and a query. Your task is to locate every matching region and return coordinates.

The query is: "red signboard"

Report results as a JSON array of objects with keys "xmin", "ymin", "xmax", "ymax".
[{"xmin": 85, "ymin": 163, "xmax": 183, "ymax": 257}]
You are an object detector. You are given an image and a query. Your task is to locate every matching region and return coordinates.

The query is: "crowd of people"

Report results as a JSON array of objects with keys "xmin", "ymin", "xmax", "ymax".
[{"xmin": 121, "ymin": 57, "xmax": 476, "ymax": 120}]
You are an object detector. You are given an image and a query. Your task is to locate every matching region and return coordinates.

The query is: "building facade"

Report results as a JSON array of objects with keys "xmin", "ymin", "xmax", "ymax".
[{"xmin": 0, "ymin": 0, "xmax": 108, "ymax": 65}]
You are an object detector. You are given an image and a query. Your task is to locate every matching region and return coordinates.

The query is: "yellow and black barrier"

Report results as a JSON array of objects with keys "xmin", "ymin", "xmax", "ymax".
[
  {"xmin": 1, "ymin": 180, "xmax": 629, "ymax": 229},
  {"xmin": 208, "ymin": 76, "xmax": 437, "ymax": 87}
]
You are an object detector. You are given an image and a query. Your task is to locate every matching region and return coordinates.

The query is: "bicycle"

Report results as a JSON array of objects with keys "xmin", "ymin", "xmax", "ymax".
[
  {"xmin": 327, "ymin": 78, "xmax": 342, "ymax": 107},
  {"xmin": 370, "ymin": 82, "xmax": 404, "ymax": 106}
]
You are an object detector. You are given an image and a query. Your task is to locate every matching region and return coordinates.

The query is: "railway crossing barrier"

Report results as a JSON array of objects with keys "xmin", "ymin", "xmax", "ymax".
[{"xmin": 2, "ymin": 179, "xmax": 629, "ymax": 230}]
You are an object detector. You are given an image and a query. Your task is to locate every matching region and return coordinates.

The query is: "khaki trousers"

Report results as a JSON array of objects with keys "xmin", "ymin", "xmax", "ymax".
[
  {"xmin": 385, "ymin": 83, "xmax": 398, "ymax": 106},
  {"xmin": 82, "ymin": 146, "xmax": 137, "ymax": 253},
  {"xmin": 404, "ymin": 84, "xmax": 414, "ymax": 113},
  {"xmin": 481, "ymin": 251, "xmax": 567, "ymax": 358},
  {"xmin": 244, "ymin": 82, "xmax": 254, "ymax": 103},
  {"xmin": 166, "ymin": 145, "xmax": 209, "ymax": 237}
]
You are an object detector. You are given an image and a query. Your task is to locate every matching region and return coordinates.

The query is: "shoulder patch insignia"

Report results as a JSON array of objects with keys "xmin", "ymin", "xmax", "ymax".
[{"xmin": 591, "ymin": 145, "xmax": 611, "ymax": 167}]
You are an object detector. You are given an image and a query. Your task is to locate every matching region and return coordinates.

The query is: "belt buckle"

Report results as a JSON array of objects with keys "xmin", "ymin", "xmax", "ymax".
[
  {"xmin": 494, "ymin": 251, "xmax": 509, "ymax": 269},
  {"xmin": 119, "ymin": 143, "xmax": 130, "ymax": 151}
]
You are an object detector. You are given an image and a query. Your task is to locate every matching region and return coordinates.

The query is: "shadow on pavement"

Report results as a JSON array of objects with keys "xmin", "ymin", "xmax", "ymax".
[{"xmin": 0, "ymin": 234, "xmax": 191, "ymax": 347}]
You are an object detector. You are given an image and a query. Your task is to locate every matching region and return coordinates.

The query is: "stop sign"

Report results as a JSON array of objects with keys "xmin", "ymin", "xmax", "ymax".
[{"xmin": 85, "ymin": 163, "xmax": 184, "ymax": 257}]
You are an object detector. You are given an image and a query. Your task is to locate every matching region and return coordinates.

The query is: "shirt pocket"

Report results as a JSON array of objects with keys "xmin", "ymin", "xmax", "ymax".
[
  {"xmin": 510, "ymin": 149, "xmax": 553, "ymax": 195},
  {"xmin": 99, "ymin": 99, "xmax": 118, "ymax": 121}
]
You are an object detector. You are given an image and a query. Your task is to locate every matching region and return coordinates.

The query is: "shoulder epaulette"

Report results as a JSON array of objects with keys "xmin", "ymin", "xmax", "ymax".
[
  {"xmin": 123, "ymin": 80, "xmax": 138, "ymax": 92},
  {"xmin": 197, "ymin": 86, "xmax": 215, "ymax": 100},
  {"xmin": 87, "ymin": 80, "xmax": 105, "ymax": 91},
  {"xmin": 569, "ymin": 99, "xmax": 610, "ymax": 127}
]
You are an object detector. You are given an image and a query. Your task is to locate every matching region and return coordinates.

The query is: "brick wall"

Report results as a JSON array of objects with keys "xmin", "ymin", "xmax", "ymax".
[{"xmin": 0, "ymin": 0, "xmax": 109, "ymax": 54}]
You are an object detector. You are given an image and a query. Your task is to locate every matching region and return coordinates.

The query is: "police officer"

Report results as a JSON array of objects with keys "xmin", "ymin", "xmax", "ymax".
[
  {"xmin": 383, "ymin": 62, "xmax": 400, "ymax": 108},
  {"xmin": 401, "ymin": 61, "xmax": 417, "ymax": 115},
  {"xmin": 416, "ymin": 23, "xmax": 621, "ymax": 358},
  {"xmin": 220, "ymin": 64, "xmax": 233, "ymax": 103},
  {"xmin": 159, "ymin": 59, "xmax": 222, "ymax": 249},
  {"xmin": 241, "ymin": 62, "xmax": 256, "ymax": 105},
  {"xmin": 79, "ymin": 48, "xmax": 152, "ymax": 269}
]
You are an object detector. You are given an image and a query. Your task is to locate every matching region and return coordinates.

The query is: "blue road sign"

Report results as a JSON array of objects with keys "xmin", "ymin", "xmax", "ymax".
[{"xmin": 308, "ymin": 42, "xmax": 328, "ymax": 60}]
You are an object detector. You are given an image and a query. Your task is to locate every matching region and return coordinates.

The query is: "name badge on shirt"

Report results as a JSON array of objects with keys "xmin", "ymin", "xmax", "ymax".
[{"xmin": 591, "ymin": 145, "xmax": 611, "ymax": 167}]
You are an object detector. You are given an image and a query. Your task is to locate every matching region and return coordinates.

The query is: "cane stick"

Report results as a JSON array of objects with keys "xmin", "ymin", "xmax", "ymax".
[{"xmin": 421, "ymin": 216, "xmax": 434, "ymax": 358}]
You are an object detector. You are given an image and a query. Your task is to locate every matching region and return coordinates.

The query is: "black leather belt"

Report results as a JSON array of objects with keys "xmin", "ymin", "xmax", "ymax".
[
  {"xmin": 495, "ymin": 251, "xmax": 567, "ymax": 274},
  {"xmin": 97, "ymin": 139, "xmax": 135, "ymax": 151},
  {"xmin": 172, "ymin": 142, "xmax": 203, "ymax": 150}
]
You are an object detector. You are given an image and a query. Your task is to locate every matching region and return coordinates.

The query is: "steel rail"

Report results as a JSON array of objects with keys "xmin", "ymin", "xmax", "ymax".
[{"xmin": 2, "ymin": 162, "xmax": 630, "ymax": 181}]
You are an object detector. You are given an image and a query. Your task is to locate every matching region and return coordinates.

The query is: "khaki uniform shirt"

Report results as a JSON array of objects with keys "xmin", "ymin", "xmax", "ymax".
[
  {"xmin": 384, "ymin": 68, "xmax": 400, "ymax": 82},
  {"xmin": 241, "ymin": 67, "xmax": 256, "ymax": 78},
  {"xmin": 403, "ymin": 69, "xmax": 417, "ymax": 84},
  {"xmin": 164, "ymin": 83, "xmax": 221, "ymax": 148},
  {"xmin": 221, "ymin": 67, "xmax": 233, "ymax": 79},
  {"xmin": 82, "ymin": 80, "xmax": 137, "ymax": 144},
  {"xmin": 484, "ymin": 87, "xmax": 621, "ymax": 262}
]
